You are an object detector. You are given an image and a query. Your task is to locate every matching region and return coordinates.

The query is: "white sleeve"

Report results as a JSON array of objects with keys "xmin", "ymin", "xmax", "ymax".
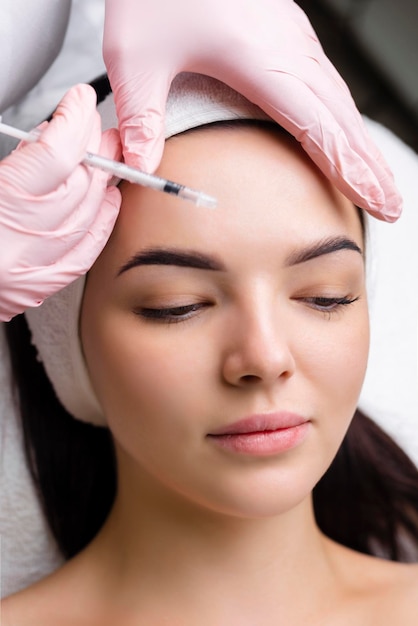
[{"xmin": 0, "ymin": 0, "xmax": 72, "ymax": 112}]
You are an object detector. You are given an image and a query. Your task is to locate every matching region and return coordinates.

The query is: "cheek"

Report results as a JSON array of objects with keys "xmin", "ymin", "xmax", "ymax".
[
  {"xmin": 297, "ymin": 302, "xmax": 370, "ymax": 425},
  {"xmin": 82, "ymin": 311, "xmax": 213, "ymax": 442}
]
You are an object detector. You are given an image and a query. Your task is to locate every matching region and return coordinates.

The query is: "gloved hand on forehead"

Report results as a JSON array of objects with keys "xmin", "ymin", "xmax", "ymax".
[
  {"xmin": 0, "ymin": 84, "xmax": 121, "ymax": 322},
  {"xmin": 103, "ymin": 0, "xmax": 402, "ymax": 223}
]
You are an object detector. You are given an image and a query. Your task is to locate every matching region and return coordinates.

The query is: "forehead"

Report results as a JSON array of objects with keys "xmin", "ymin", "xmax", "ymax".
[{"xmin": 100, "ymin": 125, "xmax": 363, "ymax": 269}]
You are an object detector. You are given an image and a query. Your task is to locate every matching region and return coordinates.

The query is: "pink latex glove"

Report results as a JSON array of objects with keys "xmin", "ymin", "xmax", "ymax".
[
  {"xmin": 104, "ymin": 0, "xmax": 402, "ymax": 223},
  {"xmin": 0, "ymin": 84, "xmax": 122, "ymax": 322}
]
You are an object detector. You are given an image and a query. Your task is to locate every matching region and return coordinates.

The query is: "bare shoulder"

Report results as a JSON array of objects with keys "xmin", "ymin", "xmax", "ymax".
[
  {"xmin": 0, "ymin": 571, "xmax": 80, "ymax": 626},
  {"xmin": 335, "ymin": 542, "xmax": 418, "ymax": 622},
  {"xmin": 1, "ymin": 561, "xmax": 96, "ymax": 626},
  {"xmin": 361, "ymin": 561, "xmax": 418, "ymax": 626},
  {"xmin": 390, "ymin": 562, "xmax": 418, "ymax": 615},
  {"xmin": 2, "ymin": 580, "xmax": 53, "ymax": 626},
  {"xmin": 0, "ymin": 544, "xmax": 119, "ymax": 626},
  {"xmin": 376, "ymin": 561, "xmax": 418, "ymax": 624}
]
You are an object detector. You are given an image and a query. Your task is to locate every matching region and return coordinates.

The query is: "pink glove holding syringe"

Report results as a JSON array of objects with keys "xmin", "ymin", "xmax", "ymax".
[
  {"xmin": 104, "ymin": 0, "xmax": 402, "ymax": 222},
  {"xmin": 0, "ymin": 85, "xmax": 121, "ymax": 322},
  {"xmin": 0, "ymin": 0, "xmax": 402, "ymax": 322}
]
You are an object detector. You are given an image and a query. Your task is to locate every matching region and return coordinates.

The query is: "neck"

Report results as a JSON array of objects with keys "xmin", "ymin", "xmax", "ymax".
[{"xmin": 86, "ymin": 452, "xmax": 341, "ymax": 622}]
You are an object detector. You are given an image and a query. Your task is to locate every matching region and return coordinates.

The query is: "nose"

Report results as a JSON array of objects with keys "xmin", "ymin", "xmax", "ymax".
[{"xmin": 221, "ymin": 304, "xmax": 296, "ymax": 388}]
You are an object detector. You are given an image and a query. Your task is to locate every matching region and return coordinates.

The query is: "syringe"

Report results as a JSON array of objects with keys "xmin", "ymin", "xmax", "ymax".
[{"xmin": 0, "ymin": 118, "xmax": 217, "ymax": 209}]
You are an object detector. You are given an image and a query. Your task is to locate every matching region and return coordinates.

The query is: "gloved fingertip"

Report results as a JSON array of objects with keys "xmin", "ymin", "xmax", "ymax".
[
  {"xmin": 355, "ymin": 181, "xmax": 402, "ymax": 222},
  {"xmin": 366, "ymin": 207, "xmax": 401, "ymax": 224},
  {"xmin": 65, "ymin": 83, "xmax": 98, "ymax": 109},
  {"xmin": 372, "ymin": 199, "xmax": 403, "ymax": 224},
  {"xmin": 122, "ymin": 150, "xmax": 146, "ymax": 170},
  {"xmin": 122, "ymin": 133, "xmax": 165, "ymax": 173},
  {"xmin": 103, "ymin": 126, "xmax": 121, "ymax": 142},
  {"xmin": 53, "ymin": 84, "xmax": 97, "ymax": 128},
  {"xmin": 101, "ymin": 127, "xmax": 123, "ymax": 162},
  {"xmin": 35, "ymin": 120, "xmax": 50, "ymax": 133},
  {"xmin": 365, "ymin": 168, "xmax": 403, "ymax": 223},
  {"xmin": 104, "ymin": 184, "xmax": 122, "ymax": 210},
  {"xmin": 94, "ymin": 186, "xmax": 122, "ymax": 242}
]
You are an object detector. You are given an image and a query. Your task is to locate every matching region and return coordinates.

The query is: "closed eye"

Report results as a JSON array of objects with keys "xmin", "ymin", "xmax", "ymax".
[
  {"xmin": 135, "ymin": 295, "xmax": 360, "ymax": 324},
  {"xmin": 135, "ymin": 302, "xmax": 209, "ymax": 323},
  {"xmin": 301, "ymin": 295, "xmax": 360, "ymax": 317}
]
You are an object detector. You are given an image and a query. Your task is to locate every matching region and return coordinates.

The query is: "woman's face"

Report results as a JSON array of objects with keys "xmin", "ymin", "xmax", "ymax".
[{"xmin": 81, "ymin": 125, "xmax": 369, "ymax": 518}]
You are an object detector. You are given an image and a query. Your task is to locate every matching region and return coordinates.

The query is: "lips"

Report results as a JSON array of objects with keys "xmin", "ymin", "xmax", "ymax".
[
  {"xmin": 208, "ymin": 412, "xmax": 308, "ymax": 436},
  {"xmin": 207, "ymin": 412, "xmax": 310, "ymax": 456}
]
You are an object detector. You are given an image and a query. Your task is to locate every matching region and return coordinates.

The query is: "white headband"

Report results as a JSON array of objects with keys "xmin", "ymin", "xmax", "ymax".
[{"xmin": 25, "ymin": 73, "xmax": 270, "ymax": 426}]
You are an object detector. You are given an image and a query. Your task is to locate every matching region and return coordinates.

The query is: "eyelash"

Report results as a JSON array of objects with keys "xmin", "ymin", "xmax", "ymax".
[
  {"xmin": 136, "ymin": 296, "xmax": 359, "ymax": 324},
  {"xmin": 302, "ymin": 295, "xmax": 360, "ymax": 319},
  {"xmin": 137, "ymin": 303, "xmax": 207, "ymax": 323}
]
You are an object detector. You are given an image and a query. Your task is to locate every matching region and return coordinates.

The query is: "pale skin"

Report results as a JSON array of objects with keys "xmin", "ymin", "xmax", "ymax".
[{"xmin": 3, "ymin": 125, "xmax": 418, "ymax": 625}]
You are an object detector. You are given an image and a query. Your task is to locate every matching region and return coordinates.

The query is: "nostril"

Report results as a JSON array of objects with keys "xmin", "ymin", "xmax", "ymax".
[{"xmin": 240, "ymin": 374, "xmax": 262, "ymax": 384}]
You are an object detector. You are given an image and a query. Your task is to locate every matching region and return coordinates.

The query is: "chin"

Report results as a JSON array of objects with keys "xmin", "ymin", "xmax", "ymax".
[{"xmin": 183, "ymin": 464, "xmax": 324, "ymax": 521}]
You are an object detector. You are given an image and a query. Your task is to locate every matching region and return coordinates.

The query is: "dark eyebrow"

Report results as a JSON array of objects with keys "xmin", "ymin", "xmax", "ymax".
[
  {"xmin": 117, "ymin": 247, "xmax": 226, "ymax": 276},
  {"xmin": 285, "ymin": 236, "xmax": 362, "ymax": 266},
  {"xmin": 117, "ymin": 236, "xmax": 362, "ymax": 277}
]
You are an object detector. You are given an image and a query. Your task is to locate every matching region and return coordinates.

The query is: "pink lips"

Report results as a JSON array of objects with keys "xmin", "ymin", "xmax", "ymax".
[{"xmin": 207, "ymin": 412, "xmax": 310, "ymax": 456}]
